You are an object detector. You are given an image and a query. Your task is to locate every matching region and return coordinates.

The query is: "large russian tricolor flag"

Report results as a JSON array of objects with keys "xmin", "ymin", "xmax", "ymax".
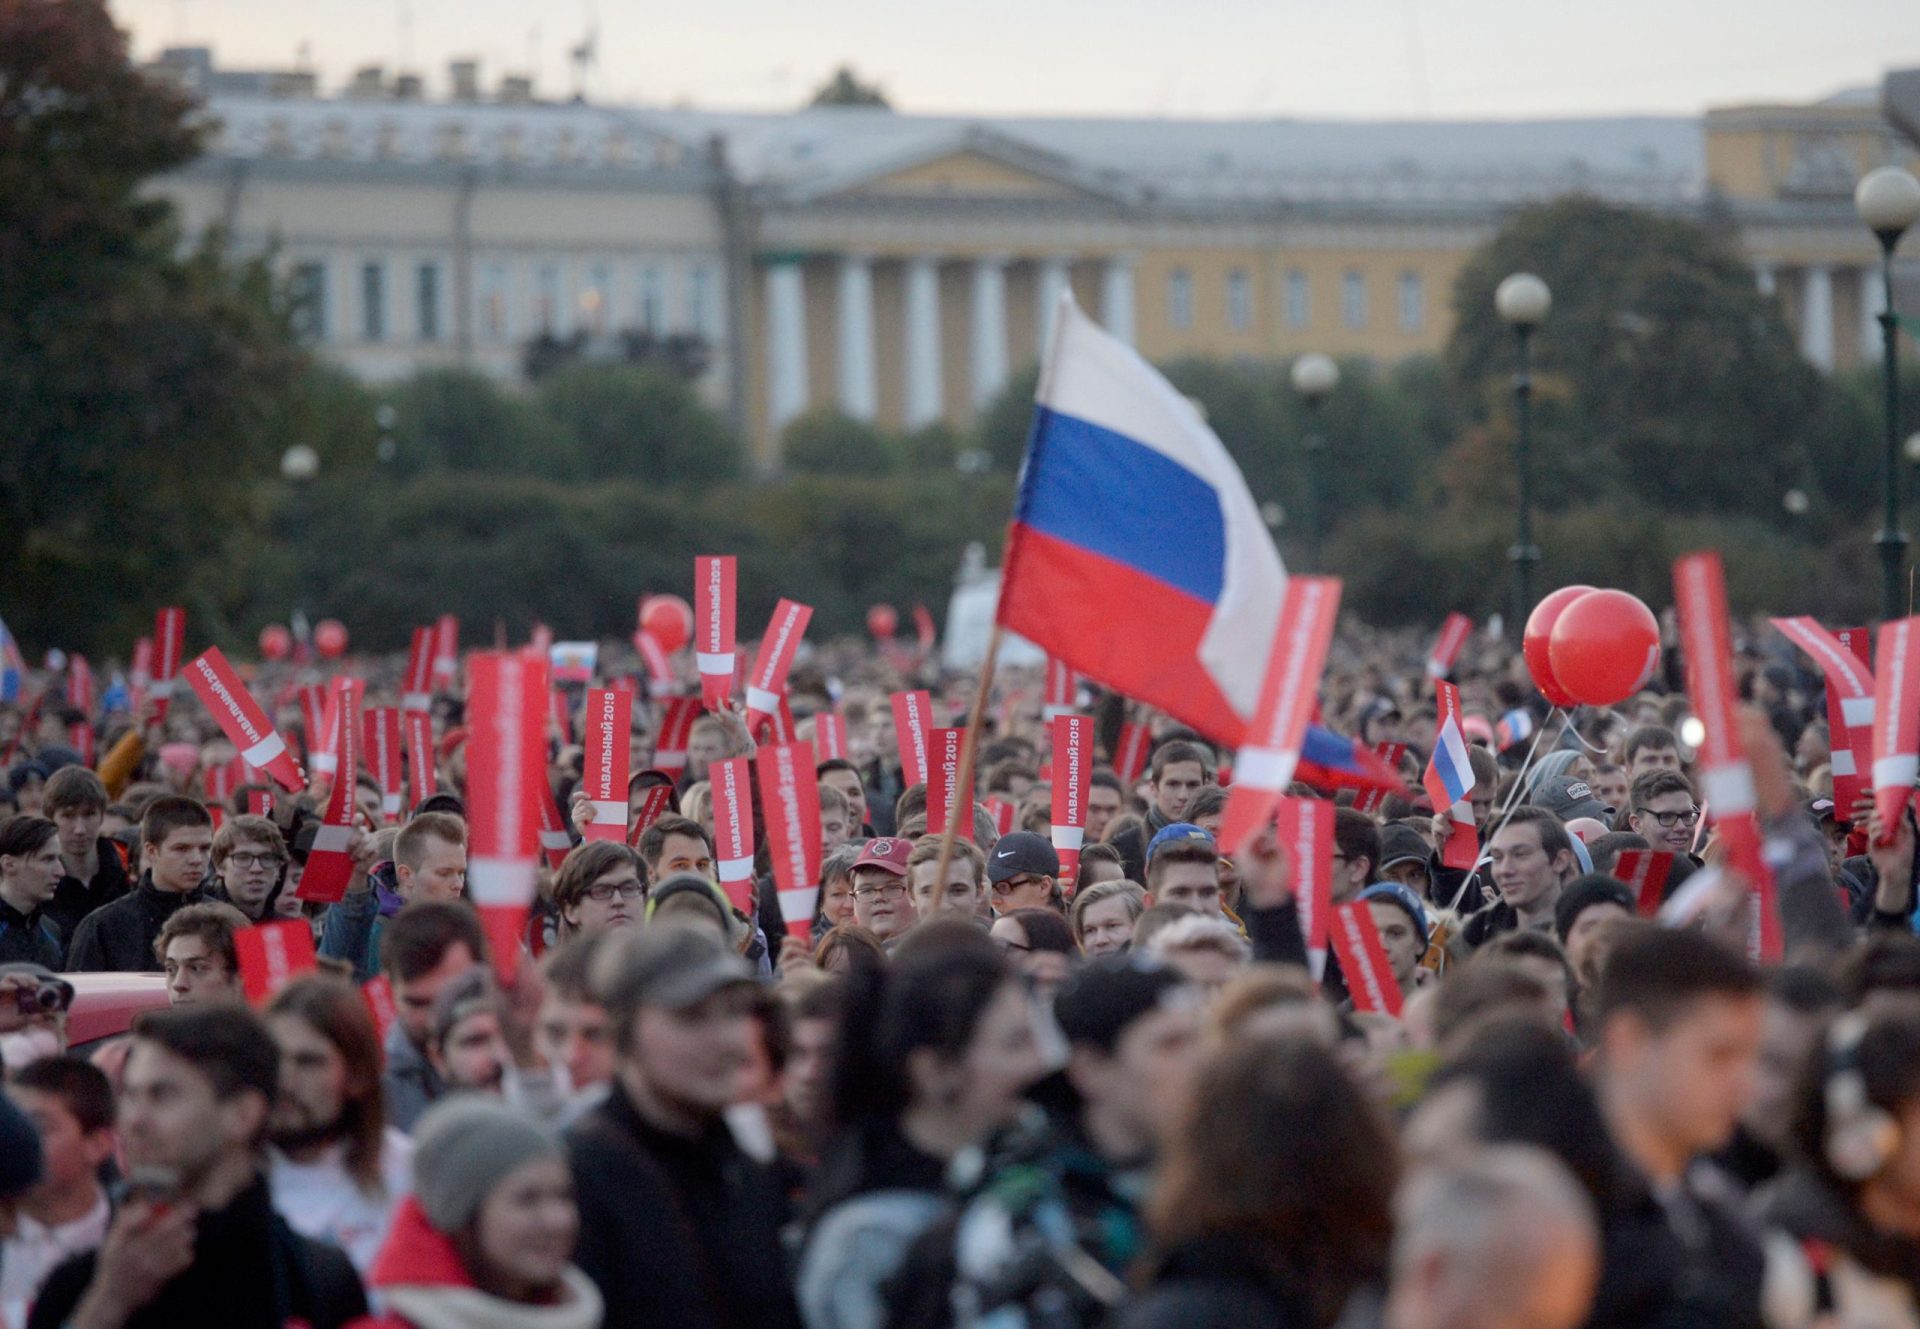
[{"xmin": 998, "ymin": 295, "xmax": 1286, "ymax": 747}]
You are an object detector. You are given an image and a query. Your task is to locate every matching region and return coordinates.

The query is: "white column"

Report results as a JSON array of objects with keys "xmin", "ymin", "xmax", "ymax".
[
  {"xmin": 1036, "ymin": 258, "xmax": 1071, "ymax": 355},
  {"xmin": 765, "ymin": 259, "xmax": 809, "ymax": 435},
  {"xmin": 835, "ymin": 255, "xmax": 877, "ymax": 420},
  {"xmin": 1754, "ymin": 262, "xmax": 1777, "ymax": 298},
  {"xmin": 1100, "ymin": 255, "xmax": 1137, "ymax": 346},
  {"xmin": 1862, "ymin": 265, "xmax": 1887, "ymax": 366},
  {"xmin": 1800, "ymin": 265, "xmax": 1835, "ymax": 373},
  {"xmin": 904, "ymin": 256, "xmax": 943, "ymax": 430},
  {"xmin": 969, "ymin": 257, "xmax": 1009, "ymax": 409}
]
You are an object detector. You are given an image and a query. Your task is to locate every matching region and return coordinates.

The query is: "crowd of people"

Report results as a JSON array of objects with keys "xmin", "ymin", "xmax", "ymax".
[{"xmin": 0, "ymin": 614, "xmax": 1918, "ymax": 1329}]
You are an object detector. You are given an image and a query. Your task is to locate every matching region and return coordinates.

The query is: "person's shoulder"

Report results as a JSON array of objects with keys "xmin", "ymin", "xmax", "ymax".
[{"xmin": 25, "ymin": 1248, "xmax": 98, "ymax": 1329}]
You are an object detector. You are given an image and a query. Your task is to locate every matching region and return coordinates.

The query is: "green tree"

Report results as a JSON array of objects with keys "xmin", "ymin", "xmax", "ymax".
[
  {"xmin": 535, "ymin": 363, "xmax": 744, "ymax": 482},
  {"xmin": 0, "ymin": 0, "xmax": 310, "ymax": 652},
  {"xmin": 384, "ymin": 368, "xmax": 570, "ymax": 479},
  {"xmin": 1447, "ymin": 196, "xmax": 1827, "ymax": 523},
  {"xmin": 809, "ymin": 66, "xmax": 891, "ymax": 109},
  {"xmin": 782, "ymin": 409, "xmax": 899, "ymax": 477}
]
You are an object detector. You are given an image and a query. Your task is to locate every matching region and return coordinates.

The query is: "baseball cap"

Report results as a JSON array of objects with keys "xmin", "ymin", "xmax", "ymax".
[
  {"xmin": 1534, "ymin": 775, "xmax": 1610, "ymax": 823},
  {"xmin": 1052, "ymin": 956, "xmax": 1200, "ymax": 1052},
  {"xmin": 591, "ymin": 923, "xmax": 755, "ymax": 1014},
  {"xmin": 1359, "ymin": 883, "xmax": 1430, "ymax": 950},
  {"xmin": 1145, "ymin": 822, "xmax": 1215, "ymax": 863},
  {"xmin": 1553, "ymin": 874, "xmax": 1637, "ymax": 944},
  {"xmin": 852, "ymin": 837, "xmax": 913, "ymax": 878},
  {"xmin": 1809, "ymin": 798, "xmax": 1844, "ymax": 826},
  {"xmin": 1377, "ymin": 823, "xmax": 1435, "ymax": 874},
  {"xmin": 987, "ymin": 831, "xmax": 1060, "ymax": 884}
]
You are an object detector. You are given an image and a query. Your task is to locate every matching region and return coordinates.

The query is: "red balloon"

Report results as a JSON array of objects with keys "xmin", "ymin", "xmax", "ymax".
[
  {"xmin": 867, "ymin": 604, "xmax": 898, "ymax": 639},
  {"xmin": 1523, "ymin": 585, "xmax": 1595, "ymax": 708},
  {"xmin": 1547, "ymin": 589, "xmax": 1660, "ymax": 708},
  {"xmin": 258, "ymin": 625, "xmax": 292, "ymax": 662},
  {"xmin": 639, "ymin": 595, "xmax": 693, "ymax": 655},
  {"xmin": 314, "ymin": 619, "xmax": 349, "ymax": 660}
]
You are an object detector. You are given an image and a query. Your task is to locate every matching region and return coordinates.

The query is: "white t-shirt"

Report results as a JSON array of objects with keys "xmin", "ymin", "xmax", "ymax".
[
  {"xmin": 0, "ymin": 1191, "xmax": 110, "ymax": 1329},
  {"xmin": 269, "ymin": 1128, "xmax": 413, "ymax": 1278}
]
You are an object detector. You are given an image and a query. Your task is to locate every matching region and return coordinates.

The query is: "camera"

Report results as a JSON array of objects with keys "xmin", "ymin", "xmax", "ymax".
[{"xmin": 13, "ymin": 976, "xmax": 74, "ymax": 1016}]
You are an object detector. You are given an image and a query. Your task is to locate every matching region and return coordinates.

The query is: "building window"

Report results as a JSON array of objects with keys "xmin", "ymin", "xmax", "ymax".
[
  {"xmin": 360, "ymin": 261, "xmax": 386, "ymax": 342},
  {"xmin": 1285, "ymin": 269, "xmax": 1310, "ymax": 329},
  {"xmin": 289, "ymin": 261, "xmax": 328, "ymax": 342},
  {"xmin": 580, "ymin": 263, "xmax": 611, "ymax": 334},
  {"xmin": 416, "ymin": 262, "xmax": 442, "ymax": 342},
  {"xmin": 1398, "ymin": 272, "xmax": 1425, "ymax": 333},
  {"xmin": 1342, "ymin": 270, "xmax": 1367, "ymax": 329},
  {"xmin": 687, "ymin": 266, "xmax": 714, "ymax": 338},
  {"xmin": 639, "ymin": 266, "xmax": 665, "ymax": 335},
  {"xmin": 534, "ymin": 264, "xmax": 561, "ymax": 335},
  {"xmin": 478, "ymin": 263, "xmax": 509, "ymax": 343},
  {"xmin": 1227, "ymin": 268, "xmax": 1253, "ymax": 331},
  {"xmin": 1168, "ymin": 268, "xmax": 1193, "ymax": 331}
]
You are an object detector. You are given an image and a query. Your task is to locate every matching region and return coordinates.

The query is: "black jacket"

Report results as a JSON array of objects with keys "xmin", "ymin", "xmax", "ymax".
[
  {"xmin": 29, "ymin": 1174, "xmax": 364, "ymax": 1329},
  {"xmin": 567, "ymin": 1079, "xmax": 801, "ymax": 1329},
  {"xmin": 0, "ymin": 897, "xmax": 63, "ymax": 969},
  {"xmin": 47, "ymin": 837, "xmax": 132, "ymax": 946},
  {"xmin": 1762, "ymin": 1164, "xmax": 1920, "ymax": 1295},
  {"xmin": 1111, "ymin": 1233, "xmax": 1314, "ymax": 1329},
  {"xmin": 64, "ymin": 875, "xmax": 207, "ymax": 973}
]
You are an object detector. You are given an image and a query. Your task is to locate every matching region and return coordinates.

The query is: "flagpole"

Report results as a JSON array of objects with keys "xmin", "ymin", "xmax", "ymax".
[{"xmin": 932, "ymin": 623, "xmax": 1003, "ymax": 890}]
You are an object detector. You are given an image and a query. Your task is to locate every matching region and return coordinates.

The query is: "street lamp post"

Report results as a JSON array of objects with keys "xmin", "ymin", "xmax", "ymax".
[
  {"xmin": 1856, "ymin": 167, "xmax": 1920, "ymax": 622},
  {"xmin": 280, "ymin": 444, "xmax": 321, "ymax": 625},
  {"xmin": 1290, "ymin": 353, "xmax": 1339, "ymax": 573},
  {"xmin": 1496, "ymin": 273, "xmax": 1551, "ymax": 630}
]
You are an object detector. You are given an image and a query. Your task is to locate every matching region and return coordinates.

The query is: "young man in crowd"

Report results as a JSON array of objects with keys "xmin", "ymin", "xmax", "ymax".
[
  {"xmin": 1145, "ymin": 741, "xmax": 1212, "ymax": 832},
  {"xmin": 66, "ymin": 797, "xmax": 212, "ymax": 973},
  {"xmin": 1333, "ymin": 807, "xmax": 1382, "ymax": 906},
  {"xmin": 1144, "ymin": 825, "xmax": 1226, "ymax": 915},
  {"xmin": 0, "ymin": 818, "xmax": 67, "ymax": 969},
  {"xmin": 264, "ymin": 975, "xmax": 411, "ymax": 1279},
  {"xmin": 1624, "ymin": 725, "xmax": 1685, "ymax": 780},
  {"xmin": 1626, "ymin": 770, "xmax": 1702, "ymax": 859},
  {"xmin": 820, "ymin": 784, "xmax": 855, "ymax": 857},
  {"xmin": 28, "ymin": 1005, "xmax": 366, "ymax": 1329},
  {"xmin": 320, "ymin": 810, "xmax": 467, "ymax": 982},
  {"xmin": 1363, "ymin": 883, "xmax": 1432, "ymax": 997},
  {"xmin": 41, "ymin": 767, "xmax": 130, "ymax": 945},
  {"xmin": 638, "ymin": 815, "xmax": 718, "ymax": 883},
  {"xmin": 1465, "ymin": 807, "xmax": 1576, "ymax": 948},
  {"xmin": 1087, "ymin": 771, "xmax": 1125, "ymax": 843},
  {"xmin": 569, "ymin": 924, "xmax": 801, "ymax": 1329},
  {"xmin": 850, "ymin": 837, "xmax": 917, "ymax": 943},
  {"xmin": 817, "ymin": 759, "xmax": 870, "ymax": 836},
  {"xmin": 532, "ymin": 933, "xmax": 617, "ymax": 1111},
  {"xmin": 987, "ymin": 831, "xmax": 1062, "ymax": 916},
  {"xmin": 0, "ymin": 1058, "xmax": 116, "ymax": 1329},
  {"xmin": 906, "ymin": 836, "xmax": 987, "ymax": 923},
  {"xmin": 154, "ymin": 903, "xmax": 248, "ymax": 1006},
  {"xmin": 424, "ymin": 969, "xmax": 513, "ymax": 1098},
  {"xmin": 377, "ymin": 900, "xmax": 487, "ymax": 1130},
  {"xmin": 205, "ymin": 814, "xmax": 289, "ymax": 922}
]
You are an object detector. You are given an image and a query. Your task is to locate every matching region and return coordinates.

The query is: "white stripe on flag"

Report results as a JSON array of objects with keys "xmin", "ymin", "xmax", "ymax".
[
  {"xmin": 1874, "ymin": 754, "xmax": 1920, "ymax": 792},
  {"xmin": 1233, "ymin": 745, "xmax": 1298, "ymax": 792},
  {"xmin": 718, "ymin": 856, "xmax": 754, "ymax": 883},
  {"xmin": 310, "ymin": 824, "xmax": 355, "ymax": 855},
  {"xmin": 590, "ymin": 799, "xmax": 625, "ymax": 827},
  {"xmin": 1051, "ymin": 825, "xmax": 1085, "ymax": 852},
  {"xmin": 469, "ymin": 856, "xmax": 536, "ymax": 906},
  {"xmin": 1831, "ymin": 749, "xmax": 1857, "ymax": 776},
  {"xmin": 241, "ymin": 730, "xmax": 287, "ymax": 768},
  {"xmin": 1700, "ymin": 766, "xmax": 1757, "ymax": 817},
  {"xmin": 745, "ymin": 686, "xmax": 781, "ymax": 715},
  {"xmin": 696, "ymin": 653, "xmax": 734, "ymax": 674},
  {"xmin": 1843, "ymin": 696, "xmax": 1877, "ymax": 727}
]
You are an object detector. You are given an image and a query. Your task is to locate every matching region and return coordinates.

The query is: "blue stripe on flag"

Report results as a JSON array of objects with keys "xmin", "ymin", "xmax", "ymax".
[{"xmin": 1016, "ymin": 406, "xmax": 1226, "ymax": 606}]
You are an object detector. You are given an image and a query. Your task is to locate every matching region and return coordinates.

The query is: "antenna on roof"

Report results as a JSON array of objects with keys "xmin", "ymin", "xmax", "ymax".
[{"xmin": 568, "ymin": 16, "xmax": 598, "ymax": 103}]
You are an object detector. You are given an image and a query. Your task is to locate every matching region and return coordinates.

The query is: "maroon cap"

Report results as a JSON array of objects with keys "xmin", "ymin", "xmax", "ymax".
[{"xmin": 852, "ymin": 837, "xmax": 912, "ymax": 877}]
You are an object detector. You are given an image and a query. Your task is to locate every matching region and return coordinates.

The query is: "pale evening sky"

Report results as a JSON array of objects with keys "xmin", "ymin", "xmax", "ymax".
[{"xmin": 110, "ymin": 0, "xmax": 1920, "ymax": 121}]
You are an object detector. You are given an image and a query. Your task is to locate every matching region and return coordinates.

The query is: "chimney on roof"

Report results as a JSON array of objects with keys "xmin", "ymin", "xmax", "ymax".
[
  {"xmin": 450, "ymin": 59, "xmax": 481, "ymax": 102},
  {"xmin": 270, "ymin": 70, "xmax": 319, "ymax": 99},
  {"xmin": 498, "ymin": 74, "xmax": 535, "ymax": 104},
  {"xmin": 347, "ymin": 65, "xmax": 386, "ymax": 100},
  {"xmin": 394, "ymin": 72, "xmax": 423, "ymax": 100}
]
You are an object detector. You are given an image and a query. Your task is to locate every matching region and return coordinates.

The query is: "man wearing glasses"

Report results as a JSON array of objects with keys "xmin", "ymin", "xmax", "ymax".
[
  {"xmin": 1626, "ymin": 770, "xmax": 1702, "ymax": 860},
  {"xmin": 207, "ymin": 814, "xmax": 290, "ymax": 922},
  {"xmin": 850, "ymin": 838, "xmax": 917, "ymax": 944}
]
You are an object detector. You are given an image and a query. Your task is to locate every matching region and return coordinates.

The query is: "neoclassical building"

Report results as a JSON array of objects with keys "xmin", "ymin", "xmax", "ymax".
[{"xmin": 148, "ymin": 49, "xmax": 1920, "ymax": 468}]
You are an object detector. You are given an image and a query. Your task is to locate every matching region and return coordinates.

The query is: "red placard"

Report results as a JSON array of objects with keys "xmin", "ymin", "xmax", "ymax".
[
  {"xmin": 757, "ymin": 741, "xmax": 823, "ymax": 937},
  {"xmin": 1352, "ymin": 743, "xmax": 1408, "ymax": 817},
  {"xmin": 1672, "ymin": 551, "xmax": 1780, "ymax": 961},
  {"xmin": 742, "ymin": 599, "xmax": 811, "ymax": 739},
  {"xmin": 1613, "ymin": 849, "xmax": 1676, "ymax": 917},
  {"xmin": 467, "ymin": 652, "xmax": 546, "ymax": 982},
  {"xmin": 550, "ymin": 687, "xmax": 574, "ymax": 744},
  {"xmin": 1050, "ymin": 715, "xmax": 1091, "ymax": 881},
  {"xmin": 1113, "ymin": 720, "xmax": 1152, "ymax": 785},
  {"xmin": 1424, "ymin": 613, "xmax": 1473, "ymax": 681},
  {"xmin": 891, "ymin": 690, "xmax": 933, "ymax": 785},
  {"xmin": 583, "ymin": 688, "xmax": 633, "ymax": 842},
  {"xmin": 1043, "ymin": 656, "xmax": 1077, "ymax": 719},
  {"xmin": 710, "ymin": 757, "xmax": 756, "ymax": 914},
  {"xmin": 66, "ymin": 655, "xmax": 94, "ymax": 714},
  {"xmin": 633, "ymin": 630, "xmax": 674, "ymax": 694},
  {"xmin": 361, "ymin": 975, "xmax": 398, "ymax": 1045},
  {"xmin": 1275, "ymin": 796, "xmax": 1333, "ymax": 981},
  {"xmin": 362, "ymin": 706, "xmax": 403, "ymax": 822},
  {"xmin": 130, "ymin": 635, "xmax": 153, "ymax": 689},
  {"xmin": 913, "ymin": 604, "xmax": 937, "ymax": 658},
  {"xmin": 627, "ymin": 784, "xmax": 674, "ymax": 847},
  {"xmin": 204, "ymin": 757, "xmax": 244, "ymax": 805},
  {"xmin": 296, "ymin": 676, "xmax": 364, "ymax": 904},
  {"xmin": 235, "ymin": 920, "xmax": 317, "ymax": 1004},
  {"xmin": 1330, "ymin": 901, "xmax": 1404, "ymax": 1016},
  {"xmin": 182, "ymin": 647, "xmax": 306, "ymax": 793},
  {"xmin": 1772, "ymin": 617, "xmax": 1875, "ymax": 816},
  {"xmin": 652, "ymin": 696, "xmax": 701, "ymax": 772},
  {"xmin": 68, "ymin": 721, "xmax": 95, "ymax": 767},
  {"xmin": 151, "ymin": 607, "xmax": 185, "ymax": 721},
  {"xmin": 532, "ymin": 775, "xmax": 571, "ymax": 871},
  {"xmin": 299, "ymin": 685, "xmax": 328, "ymax": 765},
  {"xmin": 771, "ymin": 697, "xmax": 799, "ymax": 745},
  {"xmin": 432, "ymin": 614, "xmax": 460, "ymax": 685},
  {"xmin": 696, "ymin": 556, "xmax": 737, "ymax": 709},
  {"xmin": 1220, "ymin": 577, "xmax": 1342, "ymax": 855},
  {"xmin": 986, "ymin": 796, "xmax": 1017, "ymax": 837},
  {"xmin": 404, "ymin": 709, "xmax": 434, "ymax": 812},
  {"xmin": 927, "ymin": 727, "xmax": 970, "ymax": 839},
  {"xmin": 1874, "ymin": 617, "xmax": 1920, "ymax": 838},
  {"xmin": 400, "ymin": 627, "xmax": 434, "ymax": 713},
  {"xmin": 246, "ymin": 788, "xmax": 274, "ymax": 817},
  {"xmin": 814, "ymin": 710, "xmax": 849, "ymax": 762}
]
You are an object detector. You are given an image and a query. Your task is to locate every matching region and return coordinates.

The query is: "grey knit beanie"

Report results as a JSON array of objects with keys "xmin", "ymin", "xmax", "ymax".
[{"xmin": 410, "ymin": 1096, "xmax": 562, "ymax": 1232}]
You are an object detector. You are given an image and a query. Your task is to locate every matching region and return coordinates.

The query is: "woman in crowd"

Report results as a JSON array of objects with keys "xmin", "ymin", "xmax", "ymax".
[{"xmin": 990, "ymin": 906, "xmax": 1076, "ymax": 996}]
